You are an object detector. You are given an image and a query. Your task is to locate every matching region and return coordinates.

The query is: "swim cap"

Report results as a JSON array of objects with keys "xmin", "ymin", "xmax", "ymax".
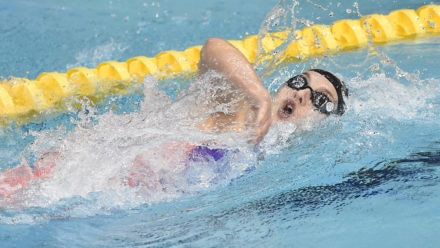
[{"xmin": 310, "ymin": 69, "xmax": 348, "ymax": 115}]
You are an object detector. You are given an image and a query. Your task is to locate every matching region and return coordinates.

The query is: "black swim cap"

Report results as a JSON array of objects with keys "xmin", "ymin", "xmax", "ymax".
[{"xmin": 310, "ymin": 69, "xmax": 348, "ymax": 115}]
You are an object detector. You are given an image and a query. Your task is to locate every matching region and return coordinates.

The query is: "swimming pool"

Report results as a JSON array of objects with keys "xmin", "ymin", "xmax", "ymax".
[{"xmin": 1, "ymin": 0, "xmax": 439, "ymax": 247}]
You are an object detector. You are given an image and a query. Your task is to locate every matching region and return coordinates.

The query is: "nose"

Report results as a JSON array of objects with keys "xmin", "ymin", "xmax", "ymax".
[{"xmin": 296, "ymin": 87, "xmax": 312, "ymax": 106}]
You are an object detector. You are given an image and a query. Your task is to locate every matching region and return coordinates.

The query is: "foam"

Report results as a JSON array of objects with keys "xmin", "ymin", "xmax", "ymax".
[
  {"xmin": 2, "ymin": 72, "xmax": 259, "ymax": 212},
  {"xmin": 348, "ymin": 73, "xmax": 438, "ymax": 121}
]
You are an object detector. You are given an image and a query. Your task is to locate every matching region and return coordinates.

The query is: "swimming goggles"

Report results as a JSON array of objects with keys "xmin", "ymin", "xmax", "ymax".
[{"xmin": 285, "ymin": 74, "xmax": 335, "ymax": 115}]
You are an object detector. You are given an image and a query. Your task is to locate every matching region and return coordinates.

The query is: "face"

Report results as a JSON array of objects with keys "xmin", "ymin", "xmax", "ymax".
[{"xmin": 272, "ymin": 70, "xmax": 339, "ymax": 125}]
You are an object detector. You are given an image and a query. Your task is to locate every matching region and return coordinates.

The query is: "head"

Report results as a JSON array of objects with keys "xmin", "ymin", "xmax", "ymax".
[{"xmin": 272, "ymin": 69, "xmax": 348, "ymax": 125}]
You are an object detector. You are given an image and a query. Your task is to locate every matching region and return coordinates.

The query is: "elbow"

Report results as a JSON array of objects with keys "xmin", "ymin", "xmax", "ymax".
[
  {"xmin": 200, "ymin": 37, "xmax": 227, "ymax": 72},
  {"xmin": 202, "ymin": 37, "xmax": 229, "ymax": 54},
  {"xmin": 204, "ymin": 37, "xmax": 226, "ymax": 47}
]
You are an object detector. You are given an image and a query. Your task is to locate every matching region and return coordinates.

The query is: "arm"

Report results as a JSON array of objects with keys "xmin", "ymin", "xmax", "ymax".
[{"xmin": 198, "ymin": 38, "xmax": 272, "ymax": 143}]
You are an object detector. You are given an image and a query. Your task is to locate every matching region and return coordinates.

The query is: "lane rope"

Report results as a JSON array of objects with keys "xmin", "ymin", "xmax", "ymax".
[{"xmin": 0, "ymin": 4, "xmax": 439, "ymax": 122}]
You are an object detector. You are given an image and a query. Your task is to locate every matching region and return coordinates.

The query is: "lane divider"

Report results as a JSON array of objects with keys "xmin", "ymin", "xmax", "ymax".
[{"xmin": 0, "ymin": 4, "xmax": 439, "ymax": 122}]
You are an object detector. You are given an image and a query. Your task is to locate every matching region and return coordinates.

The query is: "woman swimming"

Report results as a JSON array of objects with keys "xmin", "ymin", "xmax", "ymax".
[
  {"xmin": 197, "ymin": 38, "xmax": 347, "ymax": 143},
  {"xmin": 0, "ymin": 38, "xmax": 348, "ymax": 198}
]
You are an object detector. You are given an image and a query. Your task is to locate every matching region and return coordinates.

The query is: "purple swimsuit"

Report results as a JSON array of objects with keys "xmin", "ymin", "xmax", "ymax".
[{"xmin": 188, "ymin": 146, "xmax": 228, "ymax": 162}]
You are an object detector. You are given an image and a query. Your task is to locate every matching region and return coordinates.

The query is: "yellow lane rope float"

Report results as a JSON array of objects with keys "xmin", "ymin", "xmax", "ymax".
[{"xmin": 0, "ymin": 4, "xmax": 439, "ymax": 123}]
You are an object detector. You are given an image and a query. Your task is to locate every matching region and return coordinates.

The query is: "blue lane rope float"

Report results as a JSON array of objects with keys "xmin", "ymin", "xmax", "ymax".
[{"xmin": 0, "ymin": 4, "xmax": 439, "ymax": 123}]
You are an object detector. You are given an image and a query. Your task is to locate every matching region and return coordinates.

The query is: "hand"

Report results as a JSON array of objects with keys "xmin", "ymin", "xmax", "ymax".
[
  {"xmin": 246, "ymin": 89, "xmax": 272, "ymax": 144},
  {"xmin": 255, "ymin": 97, "xmax": 272, "ymax": 143}
]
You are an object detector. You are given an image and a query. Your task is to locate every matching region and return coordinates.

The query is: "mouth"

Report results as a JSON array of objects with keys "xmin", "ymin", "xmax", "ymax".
[{"xmin": 278, "ymin": 100, "xmax": 295, "ymax": 119}]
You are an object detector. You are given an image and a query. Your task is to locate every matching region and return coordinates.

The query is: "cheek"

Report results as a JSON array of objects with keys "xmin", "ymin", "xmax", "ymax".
[
  {"xmin": 296, "ymin": 106, "xmax": 326, "ymax": 121},
  {"xmin": 273, "ymin": 87, "xmax": 291, "ymax": 103},
  {"xmin": 295, "ymin": 101, "xmax": 314, "ymax": 115}
]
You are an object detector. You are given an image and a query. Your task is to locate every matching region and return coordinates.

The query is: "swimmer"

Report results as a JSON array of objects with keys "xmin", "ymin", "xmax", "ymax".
[
  {"xmin": 197, "ymin": 38, "xmax": 347, "ymax": 143},
  {"xmin": 0, "ymin": 38, "xmax": 347, "ymax": 198}
]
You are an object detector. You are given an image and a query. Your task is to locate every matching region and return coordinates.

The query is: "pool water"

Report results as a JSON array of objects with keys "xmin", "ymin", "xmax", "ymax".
[{"xmin": 1, "ymin": 0, "xmax": 440, "ymax": 247}]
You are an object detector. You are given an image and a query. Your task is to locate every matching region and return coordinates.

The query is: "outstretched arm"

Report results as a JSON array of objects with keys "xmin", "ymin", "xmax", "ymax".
[{"xmin": 198, "ymin": 38, "xmax": 272, "ymax": 143}]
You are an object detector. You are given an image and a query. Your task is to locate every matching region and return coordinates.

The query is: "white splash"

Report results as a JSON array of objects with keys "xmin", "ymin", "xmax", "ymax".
[
  {"xmin": 348, "ymin": 73, "xmax": 438, "ymax": 120},
  {"xmin": 3, "ymin": 73, "xmax": 257, "ymax": 211}
]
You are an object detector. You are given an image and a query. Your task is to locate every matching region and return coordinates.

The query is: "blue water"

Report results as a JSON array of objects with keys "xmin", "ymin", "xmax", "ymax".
[{"xmin": 1, "ymin": 0, "xmax": 440, "ymax": 247}]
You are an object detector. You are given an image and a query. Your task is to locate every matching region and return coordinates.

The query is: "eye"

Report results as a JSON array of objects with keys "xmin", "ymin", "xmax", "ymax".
[
  {"xmin": 312, "ymin": 92, "xmax": 335, "ymax": 114},
  {"xmin": 286, "ymin": 75, "xmax": 307, "ymax": 89},
  {"xmin": 313, "ymin": 92, "xmax": 330, "ymax": 107}
]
